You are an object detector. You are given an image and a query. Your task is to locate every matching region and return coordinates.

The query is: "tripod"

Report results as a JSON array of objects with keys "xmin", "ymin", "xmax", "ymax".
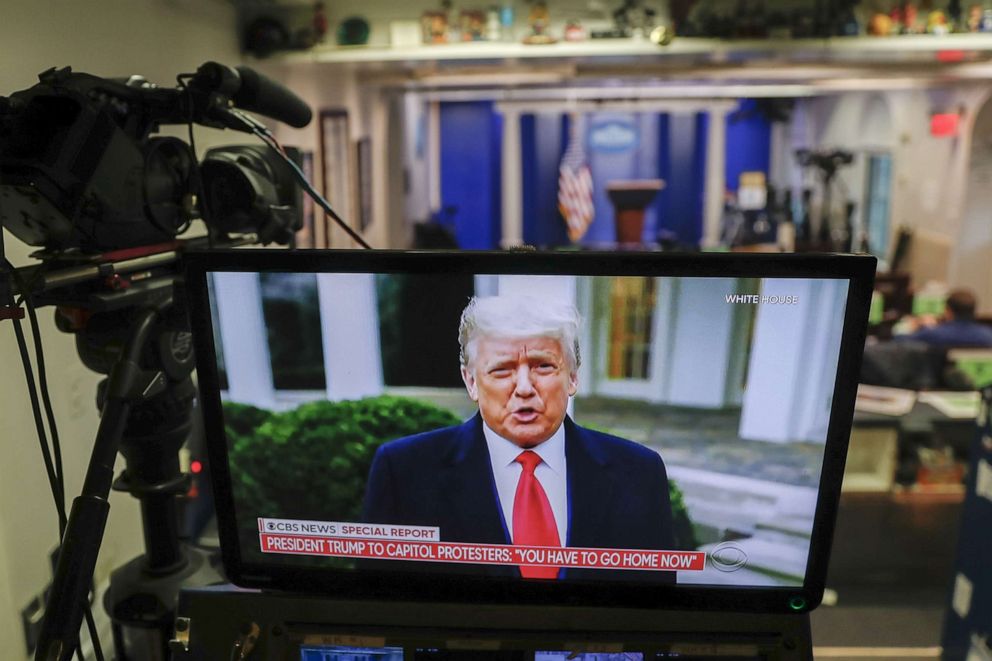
[
  {"xmin": 77, "ymin": 304, "xmax": 221, "ymax": 660},
  {"xmin": 9, "ymin": 244, "xmax": 222, "ymax": 661}
]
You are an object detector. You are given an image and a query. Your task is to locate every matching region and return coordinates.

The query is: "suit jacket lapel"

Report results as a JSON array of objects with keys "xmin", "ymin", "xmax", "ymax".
[
  {"xmin": 564, "ymin": 416, "xmax": 616, "ymax": 548},
  {"xmin": 438, "ymin": 414, "xmax": 509, "ymax": 545}
]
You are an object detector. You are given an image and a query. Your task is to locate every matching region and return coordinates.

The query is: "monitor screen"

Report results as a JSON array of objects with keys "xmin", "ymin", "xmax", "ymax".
[{"xmin": 186, "ymin": 250, "xmax": 874, "ymax": 612}]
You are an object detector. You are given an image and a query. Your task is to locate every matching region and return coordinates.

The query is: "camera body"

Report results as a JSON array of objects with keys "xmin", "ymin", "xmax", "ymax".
[{"xmin": 0, "ymin": 65, "xmax": 303, "ymax": 253}]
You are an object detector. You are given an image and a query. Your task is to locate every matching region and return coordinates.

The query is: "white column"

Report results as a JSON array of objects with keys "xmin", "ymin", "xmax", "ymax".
[
  {"xmin": 404, "ymin": 93, "xmax": 432, "ymax": 232},
  {"xmin": 702, "ymin": 108, "xmax": 728, "ymax": 248},
  {"xmin": 739, "ymin": 279, "xmax": 849, "ymax": 444},
  {"xmin": 428, "ymin": 100, "xmax": 442, "ymax": 213},
  {"xmin": 211, "ymin": 272, "xmax": 275, "ymax": 409},
  {"xmin": 664, "ymin": 278, "xmax": 738, "ymax": 408},
  {"xmin": 500, "ymin": 108, "xmax": 524, "ymax": 248},
  {"xmin": 316, "ymin": 273, "xmax": 384, "ymax": 401}
]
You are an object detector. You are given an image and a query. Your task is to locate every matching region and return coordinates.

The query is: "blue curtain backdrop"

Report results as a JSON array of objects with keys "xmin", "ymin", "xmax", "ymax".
[
  {"xmin": 439, "ymin": 100, "xmax": 769, "ymax": 249},
  {"xmin": 521, "ymin": 113, "xmax": 569, "ymax": 247},
  {"xmin": 725, "ymin": 99, "xmax": 772, "ymax": 193},
  {"xmin": 439, "ymin": 101, "xmax": 503, "ymax": 249}
]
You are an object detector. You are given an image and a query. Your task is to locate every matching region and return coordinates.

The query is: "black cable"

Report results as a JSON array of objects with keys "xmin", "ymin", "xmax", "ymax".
[
  {"xmin": 9, "ymin": 268, "xmax": 65, "ymax": 508},
  {"xmin": 5, "ymin": 291, "xmax": 63, "ymax": 525},
  {"xmin": 178, "ymin": 73, "xmax": 215, "ymax": 250},
  {"xmin": 5, "ymin": 262, "xmax": 106, "ymax": 661},
  {"xmin": 83, "ymin": 607, "xmax": 105, "ymax": 661},
  {"xmin": 257, "ymin": 127, "xmax": 373, "ymax": 249},
  {"xmin": 227, "ymin": 107, "xmax": 373, "ymax": 249}
]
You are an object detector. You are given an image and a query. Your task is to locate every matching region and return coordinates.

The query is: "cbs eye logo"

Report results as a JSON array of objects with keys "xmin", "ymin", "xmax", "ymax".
[{"xmin": 267, "ymin": 522, "xmax": 276, "ymax": 530}]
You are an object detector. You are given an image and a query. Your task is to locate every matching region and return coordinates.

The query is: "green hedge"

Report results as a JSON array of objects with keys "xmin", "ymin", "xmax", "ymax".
[{"xmin": 225, "ymin": 396, "xmax": 462, "ymax": 525}]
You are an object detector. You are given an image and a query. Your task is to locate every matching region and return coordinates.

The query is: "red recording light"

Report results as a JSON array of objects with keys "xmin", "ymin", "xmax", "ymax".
[
  {"xmin": 930, "ymin": 113, "xmax": 960, "ymax": 137},
  {"xmin": 191, "ymin": 460, "xmax": 203, "ymax": 474}
]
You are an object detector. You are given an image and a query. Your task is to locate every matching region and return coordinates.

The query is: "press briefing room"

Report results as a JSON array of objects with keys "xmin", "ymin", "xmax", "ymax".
[{"xmin": 1, "ymin": 1, "xmax": 991, "ymax": 660}]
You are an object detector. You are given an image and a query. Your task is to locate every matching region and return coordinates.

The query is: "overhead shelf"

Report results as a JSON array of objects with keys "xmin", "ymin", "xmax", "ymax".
[{"xmin": 276, "ymin": 34, "xmax": 992, "ymax": 67}]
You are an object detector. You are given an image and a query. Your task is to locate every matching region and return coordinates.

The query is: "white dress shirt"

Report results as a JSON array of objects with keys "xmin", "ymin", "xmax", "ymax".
[{"xmin": 483, "ymin": 421, "xmax": 568, "ymax": 545}]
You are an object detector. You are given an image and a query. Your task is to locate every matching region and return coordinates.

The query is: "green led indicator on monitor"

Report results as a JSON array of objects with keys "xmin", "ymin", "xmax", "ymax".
[{"xmin": 788, "ymin": 596, "xmax": 807, "ymax": 611}]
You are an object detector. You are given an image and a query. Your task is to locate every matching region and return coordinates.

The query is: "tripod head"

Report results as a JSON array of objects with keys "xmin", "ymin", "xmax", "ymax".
[{"xmin": 795, "ymin": 148, "xmax": 854, "ymax": 183}]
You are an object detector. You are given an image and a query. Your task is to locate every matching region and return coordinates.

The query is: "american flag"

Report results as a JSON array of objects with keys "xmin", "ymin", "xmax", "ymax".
[{"xmin": 558, "ymin": 114, "xmax": 594, "ymax": 242}]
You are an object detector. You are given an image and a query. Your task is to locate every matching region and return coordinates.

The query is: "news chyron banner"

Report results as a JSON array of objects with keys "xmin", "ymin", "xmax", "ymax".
[{"xmin": 258, "ymin": 518, "xmax": 706, "ymax": 573}]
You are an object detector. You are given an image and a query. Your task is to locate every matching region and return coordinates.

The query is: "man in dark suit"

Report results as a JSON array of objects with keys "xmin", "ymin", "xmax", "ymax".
[{"xmin": 363, "ymin": 294, "xmax": 675, "ymax": 581}]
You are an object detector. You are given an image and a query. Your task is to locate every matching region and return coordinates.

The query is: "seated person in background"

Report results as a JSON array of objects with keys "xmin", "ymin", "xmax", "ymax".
[{"xmin": 896, "ymin": 288, "xmax": 992, "ymax": 348}]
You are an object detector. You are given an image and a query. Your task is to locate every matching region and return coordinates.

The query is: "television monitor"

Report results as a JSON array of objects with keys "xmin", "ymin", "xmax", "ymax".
[{"xmin": 184, "ymin": 250, "xmax": 874, "ymax": 613}]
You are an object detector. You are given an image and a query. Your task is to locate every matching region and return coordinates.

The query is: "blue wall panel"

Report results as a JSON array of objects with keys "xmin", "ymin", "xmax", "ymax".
[
  {"xmin": 664, "ymin": 113, "xmax": 705, "ymax": 247},
  {"xmin": 522, "ymin": 114, "xmax": 569, "ymax": 247},
  {"xmin": 439, "ymin": 101, "xmax": 502, "ymax": 249},
  {"xmin": 652, "ymin": 113, "xmax": 672, "ymax": 243},
  {"xmin": 725, "ymin": 99, "xmax": 772, "ymax": 192}
]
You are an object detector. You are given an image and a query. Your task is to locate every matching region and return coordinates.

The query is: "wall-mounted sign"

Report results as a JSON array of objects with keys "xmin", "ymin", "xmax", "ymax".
[{"xmin": 589, "ymin": 120, "xmax": 639, "ymax": 153}]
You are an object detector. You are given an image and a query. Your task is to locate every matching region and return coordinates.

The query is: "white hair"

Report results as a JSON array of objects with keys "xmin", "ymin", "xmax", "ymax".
[{"xmin": 458, "ymin": 295, "xmax": 581, "ymax": 370}]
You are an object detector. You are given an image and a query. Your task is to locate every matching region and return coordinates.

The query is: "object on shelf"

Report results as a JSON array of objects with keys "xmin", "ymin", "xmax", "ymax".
[
  {"xmin": 967, "ymin": 4, "xmax": 982, "ymax": 31},
  {"xmin": 390, "ymin": 20, "xmax": 423, "ymax": 47},
  {"xmin": 928, "ymin": 9, "xmax": 950, "ymax": 34},
  {"xmin": 244, "ymin": 16, "xmax": 291, "ymax": 56},
  {"xmin": 902, "ymin": 2, "xmax": 923, "ymax": 34},
  {"xmin": 564, "ymin": 18, "xmax": 588, "ymax": 41},
  {"xmin": 460, "ymin": 9, "xmax": 488, "ymax": 40},
  {"xmin": 835, "ymin": 3, "xmax": 860, "ymax": 35},
  {"xmin": 613, "ymin": 0, "xmax": 659, "ymax": 38},
  {"xmin": 337, "ymin": 16, "xmax": 370, "ymax": 45},
  {"xmin": 421, "ymin": 8, "xmax": 450, "ymax": 43},
  {"xmin": 500, "ymin": 0, "xmax": 516, "ymax": 41},
  {"xmin": 523, "ymin": 0, "xmax": 556, "ymax": 43},
  {"xmin": 486, "ymin": 6, "xmax": 502, "ymax": 40},
  {"xmin": 313, "ymin": 2, "xmax": 328, "ymax": 43},
  {"xmin": 649, "ymin": 24, "xmax": 673, "ymax": 44},
  {"xmin": 868, "ymin": 12, "xmax": 893, "ymax": 35},
  {"xmin": 733, "ymin": 0, "xmax": 767, "ymax": 38},
  {"xmin": 948, "ymin": 0, "xmax": 963, "ymax": 29}
]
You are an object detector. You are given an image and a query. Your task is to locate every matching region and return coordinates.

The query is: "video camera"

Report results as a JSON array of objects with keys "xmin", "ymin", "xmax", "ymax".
[
  {"xmin": 0, "ymin": 62, "xmax": 319, "ymax": 661},
  {"xmin": 0, "ymin": 61, "xmax": 312, "ymax": 254}
]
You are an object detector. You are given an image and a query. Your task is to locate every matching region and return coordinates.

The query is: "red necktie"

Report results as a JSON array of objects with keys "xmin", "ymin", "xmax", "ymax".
[{"xmin": 512, "ymin": 450, "xmax": 561, "ymax": 579}]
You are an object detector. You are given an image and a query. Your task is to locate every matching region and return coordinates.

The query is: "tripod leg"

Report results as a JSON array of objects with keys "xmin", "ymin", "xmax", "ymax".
[{"xmin": 35, "ymin": 309, "xmax": 161, "ymax": 661}]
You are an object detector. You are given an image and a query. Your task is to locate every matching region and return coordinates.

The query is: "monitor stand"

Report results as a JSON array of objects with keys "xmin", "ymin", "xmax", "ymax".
[{"xmin": 171, "ymin": 585, "xmax": 813, "ymax": 660}]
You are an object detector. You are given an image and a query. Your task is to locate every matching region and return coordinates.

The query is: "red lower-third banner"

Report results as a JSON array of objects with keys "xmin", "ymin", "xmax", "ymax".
[{"xmin": 258, "ymin": 533, "xmax": 706, "ymax": 572}]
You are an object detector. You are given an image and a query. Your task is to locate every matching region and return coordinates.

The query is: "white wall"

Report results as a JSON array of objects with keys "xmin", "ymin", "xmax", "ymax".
[
  {"xmin": 739, "ymin": 279, "xmax": 848, "ymax": 444},
  {"xmin": 786, "ymin": 85, "xmax": 992, "ymax": 300},
  {"xmin": 251, "ymin": 60, "xmax": 387, "ymax": 248},
  {"xmin": 0, "ymin": 1, "xmax": 241, "ymax": 657},
  {"xmin": 951, "ymin": 88, "xmax": 992, "ymax": 315}
]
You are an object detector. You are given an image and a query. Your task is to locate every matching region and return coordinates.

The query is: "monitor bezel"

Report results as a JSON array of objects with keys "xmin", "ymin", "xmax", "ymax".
[{"xmin": 183, "ymin": 249, "xmax": 875, "ymax": 613}]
